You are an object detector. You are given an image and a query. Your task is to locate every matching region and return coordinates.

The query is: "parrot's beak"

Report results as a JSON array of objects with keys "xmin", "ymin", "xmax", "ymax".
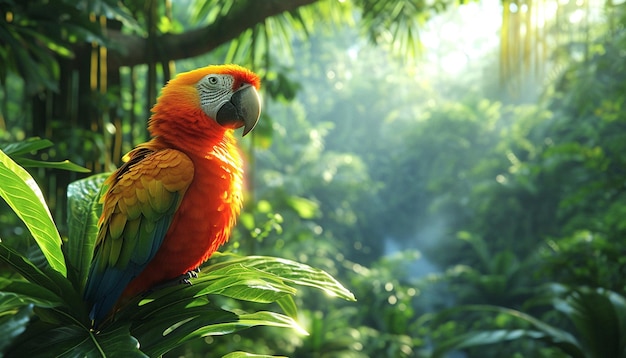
[{"xmin": 215, "ymin": 84, "xmax": 261, "ymax": 137}]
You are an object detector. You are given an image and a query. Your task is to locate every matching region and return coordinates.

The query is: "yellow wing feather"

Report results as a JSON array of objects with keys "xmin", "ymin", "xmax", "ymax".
[{"xmin": 87, "ymin": 147, "xmax": 194, "ymax": 286}]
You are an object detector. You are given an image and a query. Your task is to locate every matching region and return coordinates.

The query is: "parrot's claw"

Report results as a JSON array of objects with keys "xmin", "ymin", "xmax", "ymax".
[
  {"xmin": 149, "ymin": 269, "xmax": 201, "ymax": 292},
  {"xmin": 178, "ymin": 269, "xmax": 200, "ymax": 285},
  {"xmin": 179, "ymin": 278, "xmax": 192, "ymax": 285}
]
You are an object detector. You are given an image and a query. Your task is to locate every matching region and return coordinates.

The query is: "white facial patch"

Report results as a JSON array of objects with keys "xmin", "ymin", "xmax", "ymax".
[{"xmin": 197, "ymin": 74, "xmax": 235, "ymax": 119}]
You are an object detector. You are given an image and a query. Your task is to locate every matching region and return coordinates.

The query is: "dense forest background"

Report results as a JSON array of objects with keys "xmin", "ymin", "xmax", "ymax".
[{"xmin": 1, "ymin": 0, "xmax": 626, "ymax": 356}]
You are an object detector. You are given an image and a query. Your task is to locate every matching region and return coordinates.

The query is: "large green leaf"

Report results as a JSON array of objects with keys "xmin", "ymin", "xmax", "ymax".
[
  {"xmin": 209, "ymin": 253, "xmax": 356, "ymax": 301},
  {"xmin": 65, "ymin": 173, "xmax": 108, "ymax": 290},
  {"xmin": 430, "ymin": 304, "xmax": 586, "ymax": 358},
  {"xmin": 553, "ymin": 286, "xmax": 626, "ymax": 358},
  {"xmin": 127, "ymin": 297, "xmax": 239, "ymax": 357},
  {"xmin": 16, "ymin": 158, "xmax": 90, "ymax": 172},
  {"xmin": 193, "ymin": 263, "xmax": 298, "ymax": 301},
  {"xmin": 1, "ymin": 137, "xmax": 89, "ymax": 172},
  {"xmin": 107, "ymin": 263, "xmax": 296, "ymax": 355},
  {"xmin": 0, "ymin": 244, "xmax": 87, "ymax": 326},
  {"xmin": 134, "ymin": 302, "xmax": 304, "ymax": 357},
  {"xmin": 0, "ymin": 244, "xmax": 69, "ymax": 301},
  {"xmin": 4, "ymin": 321, "xmax": 145, "ymax": 358},
  {"xmin": 0, "ymin": 278, "xmax": 64, "ymax": 309},
  {"xmin": 125, "ymin": 254, "xmax": 353, "ymax": 323},
  {"xmin": 1, "ymin": 137, "xmax": 54, "ymax": 157},
  {"xmin": 113, "ymin": 263, "xmax": 303, "ymax": 356},
  {"xmin": 120, "ymin": 254, "xmax": 348, "ymax": 324},
  {"xmin": 104, "ymin": 253, "xmax": 351, "ymax": 356},
  {"xmin": 119, "ymin": 265, "xmax": 296, "ymax": 325},
  {"xmin": 432, "ymin": 329, "xmax": 550, "ymax": 356},
  {"xmin": 0, "ymin": 149, "xmax": 66, "ymax": 277},
  {"xmin": 431, "ymin": 328, "xmax": 586, "ymax": 358},
  {"xmin": 190, "ymin": 310, "xmax": 307, "ymax": 337}
]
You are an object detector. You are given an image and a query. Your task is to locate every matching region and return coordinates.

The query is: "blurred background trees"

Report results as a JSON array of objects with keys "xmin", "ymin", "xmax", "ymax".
[{"xmin": 2, "ymin": 0, "xmax": 626, "ymax": 356}]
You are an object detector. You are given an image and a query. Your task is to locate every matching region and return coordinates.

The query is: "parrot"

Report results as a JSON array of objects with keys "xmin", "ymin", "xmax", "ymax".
[{"xmin": 83, "ymin": 64, "xmax": 261, "ymax": 327}]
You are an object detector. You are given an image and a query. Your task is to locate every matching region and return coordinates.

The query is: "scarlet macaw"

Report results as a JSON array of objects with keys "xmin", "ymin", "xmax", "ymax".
[{"xmin": 83, "ymin": 65, "xmax": 261, "ymax": 326}]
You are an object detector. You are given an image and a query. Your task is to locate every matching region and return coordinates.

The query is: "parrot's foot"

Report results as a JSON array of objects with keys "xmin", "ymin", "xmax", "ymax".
[
  {"xmin": 149, "ymin": 268, "xmax": 201, "ymax": 292},
  {"xmin": 178, "ymin": 268, "xmax": 201, "ymax": 285}
]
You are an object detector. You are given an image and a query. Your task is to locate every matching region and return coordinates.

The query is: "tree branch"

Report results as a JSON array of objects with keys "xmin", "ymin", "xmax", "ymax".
[{"xmin": 107, "ymin": 0, "xmax": 318, "ymax": 68}]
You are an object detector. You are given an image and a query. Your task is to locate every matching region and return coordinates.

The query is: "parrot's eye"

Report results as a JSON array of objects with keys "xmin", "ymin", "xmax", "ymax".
[{"xmin": 200, "ymin": 74, "xmax": 234, "ymax": 89}]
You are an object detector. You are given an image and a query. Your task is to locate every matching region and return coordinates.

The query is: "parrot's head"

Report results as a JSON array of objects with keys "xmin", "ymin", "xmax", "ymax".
[{"xmin": 149, "ymin": 64, "xmax": 261, "ymax": 142}]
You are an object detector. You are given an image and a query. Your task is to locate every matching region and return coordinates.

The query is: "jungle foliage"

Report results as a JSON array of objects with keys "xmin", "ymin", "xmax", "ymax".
[{"xmin": 1, "ymin": 0, "xmax": 626, "ymax": 357}]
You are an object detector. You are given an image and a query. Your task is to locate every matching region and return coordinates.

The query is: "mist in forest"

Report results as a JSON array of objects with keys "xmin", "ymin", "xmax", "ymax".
[{"xmin": 262, "ymin": 0, "xmax": 523, "ymax": 277}]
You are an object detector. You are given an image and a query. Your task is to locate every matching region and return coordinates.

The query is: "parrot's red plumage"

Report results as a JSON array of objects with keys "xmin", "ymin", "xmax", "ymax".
[{"xmin": 83, "ymin": 65, "xmax": 261, "ymax": 326}]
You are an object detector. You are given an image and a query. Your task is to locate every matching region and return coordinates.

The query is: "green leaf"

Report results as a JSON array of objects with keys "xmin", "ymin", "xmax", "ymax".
[
  {"xmin": 1, "ymin": 138, "xmax": 89, "ymax": 172},
  {"xmin": 4, "ymin": 322, "xmax": 146, "ymax": 358},
  {"xmin": 109, "ymin": 253, "xmax": 348, "ymax": 356},
  {"xmin": 0, "ymin": 149, "xmax": 66, "ymax": 277},
  {"xmin": 0, "ymin": 292, "xmax": 32, "ymax": 314},
  {"xmin": 1, "ymin": 137, "xmax": 54, "ymax": 157},
  {"xmin": 122, "ymin": 266, "xmax": 296, "ymax": 324},
  {"xmin": 193, "ymin": 311, "xmax": 307, "ymax": 336},
  {"xmin": 194, "ymin": 263, "xmax": 298, "ymax": 301},
  {"xmin": 0, "ymin": 244, "xmax": 68, "ymax": 301},
  {"xmin": 127, "ymin": 297, "xmax": 238, "ymax": 357},
  {"xmin": 210, "ymin": 253, "xmax": 356, "ymax": 301},
  {"xmin": 0, "ymin": 244, "xmax": 86, "ymax": 326},
  {"xmin": 554, "ymin": 287, "xmax": 626, "ymax": 358},
  {"xmin": 160, "ymin": 255, "xmax": 353, "ymax": 305},
  {"xmin": 108, "ymin": 261, "xmax": 303, "ymax": 355},
  {"xmin": 0, "ymin": 304, "xmax": 33, "ymax": 354},
  {"xmin": 65, "ymin": 174, "xmax": 108, "ymax": 289},
  {"xmin": 16, "ymin": 158, "xmax": 90, "ymax": 173},
  {"xmin": 0, "ymin": 278, "xmax": 64, "ymax": 308},
  {"xmin": 115, "ymin": 263, "xmax": 300, "ymax": 329},
  {"xmin": 430, "ymin": 304, "xmax": 585, "ymax": 358},
  {"xmin": 95, "ymin": 253, "xmax": 352, "ymax": 356},
  {"xmin": 432, "ymin": 329, "xmax": 547, "ymax": 357},
  {"xmin": 276, "ymin": 294, "xmax": 298, "ymax": 319},
  {"xmin": 131, "ymin": 297, "xmax": 304, "ymax": 356},
  {"xmin": 123, "ymin": 261, "xmax": 301, "ymax": 318},
  {"xmin": 434, "ymin": 328, "xmax": 585, "ymax": 358},
  {"xmin": 87, "ymin": 324, "xmax": 145, "ymax": 358}
]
